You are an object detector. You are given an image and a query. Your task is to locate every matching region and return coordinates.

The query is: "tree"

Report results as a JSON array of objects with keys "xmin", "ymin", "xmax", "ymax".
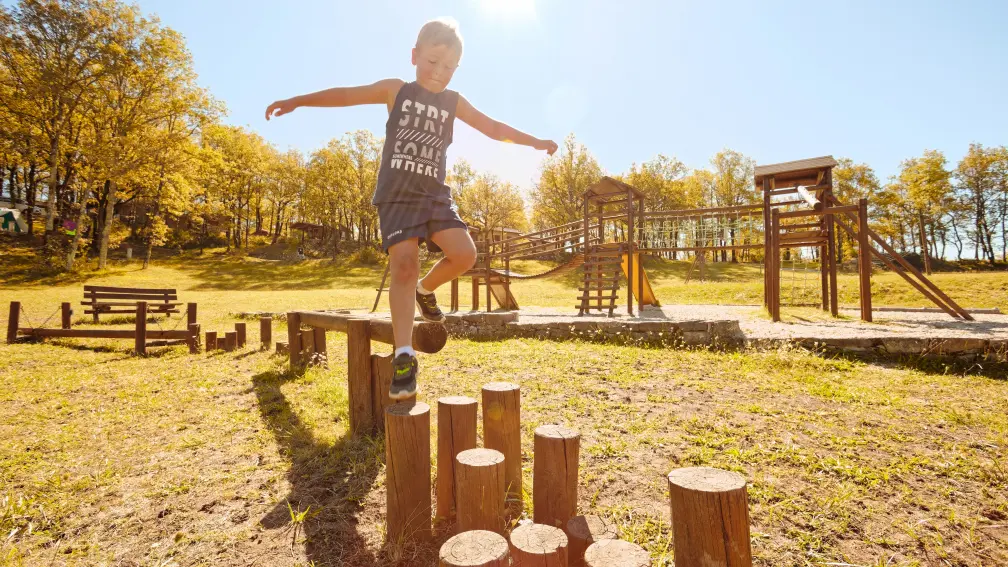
[
  {"xmin": 955, "ymin": 143, "xmax": 1005, "ymax": 265},
  {"xmin": 833, "ymin": 159, "xmax": 881, "ymax": 262},
  {"xmin": 709, "ymin": 149, "xmax": 756, "ymax": 261},
  {"xmin": 898, "ymin": 150, "xmax": 952, "ymax": 264},
  {"xmin": 529, "ymin": 134, "xmax": 601, "ymax": 230},
  {"xmin": 455, "ymin": 173, "xmax": 527, "ymax": 234}
]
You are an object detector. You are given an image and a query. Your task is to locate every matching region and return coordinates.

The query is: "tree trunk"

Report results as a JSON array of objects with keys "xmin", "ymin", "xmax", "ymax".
[
  {"xmin": 65, "ymin": 185, "xmax": 90, "ymax": 271},
  {"xmin": 98, "ymin": 181, "xmax": 117, "ymax": 269}
]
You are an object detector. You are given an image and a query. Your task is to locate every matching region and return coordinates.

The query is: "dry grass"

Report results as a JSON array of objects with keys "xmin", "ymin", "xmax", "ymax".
[{"xmin": 1, "ymin": 243, "xmax": 1007, "ymax": 566}]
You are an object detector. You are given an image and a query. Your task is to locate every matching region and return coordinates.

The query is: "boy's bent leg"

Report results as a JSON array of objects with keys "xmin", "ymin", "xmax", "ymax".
[
  {"xmin": 388, "ymin": 238, "xmax": 420, "ymax": 350},
  {"xmin": 421, "ymin": 227, "xmax": 478, "ymax": 291}
]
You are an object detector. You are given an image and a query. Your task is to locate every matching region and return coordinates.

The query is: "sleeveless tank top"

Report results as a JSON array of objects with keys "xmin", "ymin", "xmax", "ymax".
[{"xmin": 372, "ymin": 81, "xmax": 459, "ymax": 205}]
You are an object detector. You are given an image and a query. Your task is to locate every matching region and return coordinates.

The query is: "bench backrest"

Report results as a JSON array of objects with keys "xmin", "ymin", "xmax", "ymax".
[{"xmin": 83, "ymin": 285, "xmax": 178, "ymax": 303}]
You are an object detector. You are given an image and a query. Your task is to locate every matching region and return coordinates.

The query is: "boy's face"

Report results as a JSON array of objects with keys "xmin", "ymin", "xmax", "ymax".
[{"xmin": 412, "ymin": 43, "xmax": 460, "ymax": 93}]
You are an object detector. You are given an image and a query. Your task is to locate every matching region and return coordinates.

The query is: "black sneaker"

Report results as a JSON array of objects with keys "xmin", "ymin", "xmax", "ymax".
[
  {"xmin": 416, "ymin": 289, "xmax": 445, "ymax": 323},
  {"xmin": 389, "ymin": 353, "xmax": 418, "ymax": 400}
]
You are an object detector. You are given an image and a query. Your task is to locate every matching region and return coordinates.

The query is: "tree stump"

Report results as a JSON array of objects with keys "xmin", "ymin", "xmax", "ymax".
[
  {"xmin": 439, "ymin": 530, "xmax": 509, "ymax": 567},
  {"xmin": 567, "ymin": 515, "xmax": 617, "ymax": 567},
  {"xmin": 456, "ymin": 448, "xmax": 505, "ymax": 533},
  {"xmin": 509, "ymin": 523, "xmax": 568, "ymax": 567},
  {"xmin": 205, "ymin": 331, "xmax": 217, "ymax": 352},
  {"xmin": 385, "ymin": 402, "xmax": 431, "ymax": 544},
  {"xmin": 437, "ymin": 396, "xmax": 478, "ymax": 521},
  {"xmin": 275, "ymin": 341, "xmax": 288, "ymax": 355},
  {"xmin": 667, "ymin": 467, "xmax": 752, "ymax": 567},
  {"xmin": 235, "ymin": 322, "xmax": 246, "ymax": 348},
  {"xmin": 481, "ymin": 382, "xmax": 521, "ymax": 513},
  {"xmin": 584, "ymin": 539, "xmax": 651, "ymax": 567},
  {"xmin": 533, "ymin": 424, "xmax": 580, "ymax": 529},
  {"xmin": 260, "ymin": 316, "xmax": 272, "ymax": 350},
  {"xmin": 224, "ymin": 331, "xmax": 237, "ymax": 352}
]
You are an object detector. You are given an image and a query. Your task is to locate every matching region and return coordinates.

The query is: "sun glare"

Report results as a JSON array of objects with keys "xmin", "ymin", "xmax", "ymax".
[{"xmin": 481, "ymin": 0, "xmax": 537, "ymax": 20}]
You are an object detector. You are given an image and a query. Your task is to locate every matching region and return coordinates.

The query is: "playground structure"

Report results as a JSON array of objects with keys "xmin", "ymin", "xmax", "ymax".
[
  {"xmin": 373, "ymin": 155, "xmax": 971, "ymax": 322},
  {"xmin": 280, "ymin": 325, "xmax": 754, "ymax": 565}
]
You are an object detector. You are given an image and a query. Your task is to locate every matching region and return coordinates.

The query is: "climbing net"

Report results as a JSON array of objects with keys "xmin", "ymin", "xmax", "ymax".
[{"xmin": 641, "ymin": 207, "xmax": 763, "ymax": 255}]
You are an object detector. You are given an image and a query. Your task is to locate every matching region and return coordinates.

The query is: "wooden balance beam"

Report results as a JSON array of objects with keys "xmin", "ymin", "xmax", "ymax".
[{"xmin": 286, "ymin": 311, "xmax": 448, "ymax": 434}]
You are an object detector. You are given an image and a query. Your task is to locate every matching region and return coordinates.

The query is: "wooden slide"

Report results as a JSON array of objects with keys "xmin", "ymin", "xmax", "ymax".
[
  {"xmin": 621, "ymin": 252, "xmax": 660, "ymax": 306},
  {"xmin": 487, "ymin": 277, "xmax": 519, "ymax": 310}
]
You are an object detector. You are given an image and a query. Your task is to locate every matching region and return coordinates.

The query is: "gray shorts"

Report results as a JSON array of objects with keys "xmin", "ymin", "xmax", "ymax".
[{"xmin": 377, "ymin": 200, "xmax": 468, "ymax": 253}]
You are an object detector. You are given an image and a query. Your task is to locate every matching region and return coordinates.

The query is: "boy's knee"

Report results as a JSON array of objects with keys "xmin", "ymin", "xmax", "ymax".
[
  {"xmin": 454, "ymin": 242, "xmax": 477, "ymax": 270},
  {"xmin": 390, "ymin": 252, "xmax": 419, "ymax": 283}
]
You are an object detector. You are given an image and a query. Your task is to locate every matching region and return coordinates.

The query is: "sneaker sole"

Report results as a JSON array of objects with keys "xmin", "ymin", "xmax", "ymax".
[{"xmin": 388, "ymin": 386, "xmax": 418, "ymax": 401}]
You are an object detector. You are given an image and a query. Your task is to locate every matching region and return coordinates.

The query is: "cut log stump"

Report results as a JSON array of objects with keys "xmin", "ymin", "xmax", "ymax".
[
  {"xmin": 439, "ymin": 529, "xmax": 509, "ymax": 567},
  {"xmin": 667, "ymin": 467, "xmax": 752, "ymax": 567}
]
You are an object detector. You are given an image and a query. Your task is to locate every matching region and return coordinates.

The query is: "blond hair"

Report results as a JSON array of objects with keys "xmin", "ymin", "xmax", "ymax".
[{"xmin": 416, "ymin": 17, "xmax": 463, "ymax": 56}]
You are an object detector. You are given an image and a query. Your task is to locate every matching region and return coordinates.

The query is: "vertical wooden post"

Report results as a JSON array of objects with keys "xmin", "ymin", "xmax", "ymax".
[
  {"xmin": 224, "ymin": 331, "xmax": 237, "ymax": 352},
  {"xmin": 135, "ymin": 301, "xmax": 147, "ymax": 355},
  {"xmin": 456, "ymin": 448, "xmax": 506, "ymax": 533},
  {"xmin": 485, "ymin": 237, "xmax": 492, "ymax": 313},
  {"xmin": 436, "ymin": 396, "xmax": 478, "ymax": 521},
  {"xmin": 450, "ymin": 278, "xmax": 459, "ymax": 312},
  {"xmin": 205, "ymin": 331, "xmax": 217, "ymax": 352},
  {"xmin": 187, "ymin": 324, "xmax": 200, "ymax": 354},
  {"xmin": 312, "ymin": 326, "xmax": 325, "ymax": 362},
  {"xmin": 826, "ymin": 201, "xmax": 839, "ymax": 317},
  {"xmin": 440, "ymin": 530, "xmax": 510, "ymax": 567},
  {"xmin": 533, "ymin": 424, "xmax": 580, "ymax": 529},
  {"xmin": 627, "ymin": 185, "xmax": 634, "ymax": 316},
  {"xmin": 370, "ymin": 354, "xmax": 400, "ymax": 432},
  {"xmin": 770, "ymin": 209, "xmax": 781, "ymax": 322},
  {"xmin": 482, "ymin": 382, "xmax": 522, "ymax": 515},
  {"xmin": 347, "ymin": 319, "xmax": 373, "ymax": 434},
  {"xmin": 858, "ymin": 198, "xmax": 873, "ymax": 322},
  {"xmin": 820, "ymin": 221, "xmax": 829, "ymax": 312},
  {"xmin": 509, "ymin": 523, "xmax": 568, "ymax": 566},
  {"xmin": 287, "ymin": 311, "xmax": 302, "ymax": 369},
  {"xmin": 762, "ymin": 177, "xmax": 772, "ymax": 309},
  {"xmin": 235, "ymin": 322, "xmax": 246, "ymax": 348},
  {"xmin": 260, "ymin": 316, "xmax": 272, "ymax": 350},
  {"xmin": 668, "ymin": 467, "xmax": 752, "ymax": 567},
  {"xmin": 472, "ymin": 275, "xmax": 480, "ymax": 311},
  {"xmin": 385, "ymin": 402, "xmax": 431, "ymax": 543},
  {"xmin": 7, "ymin": 302, "xmax": 20, "ymax": 344},
  {"xmin": 187, "ymin": 302, "xmax": 197, "ymax": 328},
  {"xmin": 637, "ymin": 196, "xmax": 645, "ymax": 314},
  {"xmin": 61, "ymin": 302, "xmax": 72, "ymax": 329},
  {"xmin": 300, "ymin": 329, "xmax": 314, "ymax": 360}
]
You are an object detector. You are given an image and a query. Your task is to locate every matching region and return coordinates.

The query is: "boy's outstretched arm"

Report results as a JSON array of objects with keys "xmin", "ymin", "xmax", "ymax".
[
  {"xmin": 457, "ymin": 96, "xmax": 558, "ymax": 155},
  {"xmin": 265, "ymin": 78, "xmax": 404, "ymax": 120}
]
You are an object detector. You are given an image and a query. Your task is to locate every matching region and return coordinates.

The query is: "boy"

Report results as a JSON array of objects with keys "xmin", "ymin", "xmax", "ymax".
[{"xmin": 266, "ymin": 18, "xmax": 557, "ymax": 400}]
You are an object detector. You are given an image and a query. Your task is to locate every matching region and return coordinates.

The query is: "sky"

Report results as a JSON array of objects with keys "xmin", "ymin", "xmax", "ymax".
[{"xmin": 134, "ymin": 0, "xmax": 1008, "ymax": 196}]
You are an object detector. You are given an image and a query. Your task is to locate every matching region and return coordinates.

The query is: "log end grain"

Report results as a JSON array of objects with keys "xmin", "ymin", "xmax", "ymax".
[
  {"xmin": 667, "ymin": 466, "xmax": 746, "ymax": 493},
  {"xmin": 439, "ymin": 530, "xmax": 509, "ymax": 567},
  {"xmin": 584, "ymin": 539, "xmax": 650, "ymax": 567},
  {"xmin": 509, "ymin": 523, "xmax": 568, "ymax": 564}
]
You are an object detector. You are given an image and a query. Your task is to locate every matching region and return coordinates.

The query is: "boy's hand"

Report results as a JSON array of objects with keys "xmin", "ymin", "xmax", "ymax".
[
  {"xmin": 535, "ymin": 139, "xmax": 559, "ymax": 156},
  {"xmin": 265, "ymin": 98, "xmax": 297, "ymax": 121}
]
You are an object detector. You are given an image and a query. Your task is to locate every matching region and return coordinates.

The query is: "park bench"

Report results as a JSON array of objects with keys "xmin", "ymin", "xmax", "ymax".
[{"xmin": 82, "ymin": 285, "xmax": 181, "ymax": 322}]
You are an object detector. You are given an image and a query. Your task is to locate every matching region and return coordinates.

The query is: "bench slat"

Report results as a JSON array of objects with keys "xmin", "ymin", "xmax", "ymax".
[
  {"xmin": 83, "ymin": 308, "xmax": 180, "ymax": 314},
  {"xmin": 82, "ymin": 293, "xmax": 178, "ymax": 301},
  {"xmin": 81, "ymin": 301, "xmax": 181, "ymax": 307},
  {"xmin": 83, "ymin": 286, "xmax": 177, "ymax": 294}
]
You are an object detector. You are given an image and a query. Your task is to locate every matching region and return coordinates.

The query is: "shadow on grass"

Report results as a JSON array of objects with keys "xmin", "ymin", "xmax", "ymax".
[{"xmin": 251, "ymin": 368, "xmax": 442, "ymax": 566}]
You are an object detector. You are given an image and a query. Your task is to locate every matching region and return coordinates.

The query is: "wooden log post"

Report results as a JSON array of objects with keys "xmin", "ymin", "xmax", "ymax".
[
  {"xmin": 439, "ymin": 530, "xmax": 509, "ymax": 567},
  {"xmin": 857, "ymin": 198, "xmax": 873, "ymax": 322},
  {"xmin": 567, "ymin": 515, "xmax": 618, "ymax": 567},
  {"xmin": 300, "ymin": 328, "xmax": 315, "ymax": 361},
  {"xmin": 667, "ymin": 467, "xmax": 752, "ymax": 567},
  {"xmin": 312, "ymin": 326, "xmax": 326, "ymax": 363},
  {"xmin": 450, "ymin": 278, "xmax": 459, "ymax": 313},
  {"xmin": 436, "ymin": 396, "xmax": 478, "ymax": 521},
  {"xmin": 347, "ymin": 319, "xmax": 374, "ymax": 434},
  {"xmin": 134, "ymin": 302, "xmax": 147, "ymax": 355},
  {"xmin": 370, "ymin": 354, "xmax": 401, "ymax": 432},
  {"xmin": 275, "ymin": 341, "xmax": 289, "ymax": 355},
  {"xmin": 8, "ymin": 302, "xmax": 20, "ymax": 344},
  {"xmin": 224, "ymin": 331, "xmax": 237, "ymax": 352},
  {"xmin": 205, "ymin": 331, "xmax": 217, "ymax": 352},
  {"xmin": 187, "ymin": 302, "xmax": 197, "ymax": 328},
  {"xmin": 481, "ymin": 382, "xmax": 522, "ymax": 515},
  {"xmin": 385, "ymin": 402, "xmax": 432, "ymax": 544},
  {"xmin": 286, "ymin": 311, "xmax": 303, "ymax": 369},
  {"xmin": 260, "ymin": 316, "xmax": 272, "ymax": 350},
  {"xmin": 584, "ymin": 540, "xmax": 651, "ymax": 567},
  {"xmin": 533, "ymin": 424, "xmax": 580, "ymax": 529},
  {"xmin": 235, "ymin": 322, "xmax": 247, "ymax": 348},
  {"xmin": 456, "ymin": 448, "xmax": 506, "ymax": 533},
  {"xmin": 187, "ymin": 324, "xmax": 201, "ymax": 354},
  {"xmin": 509, "ymin": 523, "xmax": 568, "ymax": 566},
  {"xmin": 61, "ymin": 302, "xmax": 72, "ymax": 329}
]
